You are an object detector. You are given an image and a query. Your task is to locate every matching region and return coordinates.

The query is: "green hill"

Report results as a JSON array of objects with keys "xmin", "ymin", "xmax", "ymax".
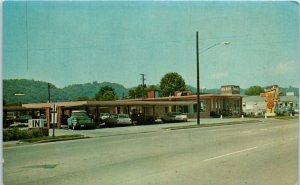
[
  {"xmin": 62, "ymin": 81, "xmax": 129, "ymax": 101},
  {"xmin": 3, "ymin": 79, "xmax": 128, "ymax": 104}
]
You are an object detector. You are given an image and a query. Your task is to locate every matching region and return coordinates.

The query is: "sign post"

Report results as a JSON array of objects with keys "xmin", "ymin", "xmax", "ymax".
[{"xmin": 51, "ymin": 104, "xmax": 57, "ymax": 137}]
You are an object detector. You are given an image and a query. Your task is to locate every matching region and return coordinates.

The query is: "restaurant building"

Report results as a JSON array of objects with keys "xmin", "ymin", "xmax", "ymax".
[{"xmin": 3, "ymin": 85, "xmax": 243, "ymax": 128}]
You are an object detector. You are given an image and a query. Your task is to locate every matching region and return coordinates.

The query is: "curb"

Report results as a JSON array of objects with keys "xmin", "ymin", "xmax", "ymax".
[
  {"xmin": 24, "ymin": 136, "xmax": 91, "ymax": 144},
  {"xmin": 3, "ymin": 136, "xmax": 92, "ymax": 148},
  {"xmin": 163, "ymin": 120, "xmax": 262, "ymax": 130}
]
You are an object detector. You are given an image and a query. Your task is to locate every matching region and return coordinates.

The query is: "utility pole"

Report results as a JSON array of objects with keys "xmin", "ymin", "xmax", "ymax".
[
  {"xmin": 140, "ymin": 74, "xmax": 146, "ymax": 99},
  {"xmin": 195, "ymin": 32, "xmax": 230, "ymax": 125},
  {"xmin": 48, "ymin": 83, "xmax": 55, "ymax": 136},
  {"xmin": 48, "ymin": 83, "xmax": 51, "ymax": 103},
  {"xmin": 196, "ymin": 32, "xmax": 200, "ymax": 125}
]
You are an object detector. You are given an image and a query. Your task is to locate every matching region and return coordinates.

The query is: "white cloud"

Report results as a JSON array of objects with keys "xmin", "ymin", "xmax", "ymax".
[
  {"xmin": 270, "ymin": 61, "xmax": 297, "ymax": 75},
  {"xmin": 210, "ymin": 71, "xmax": 228, "ymax": 79}
]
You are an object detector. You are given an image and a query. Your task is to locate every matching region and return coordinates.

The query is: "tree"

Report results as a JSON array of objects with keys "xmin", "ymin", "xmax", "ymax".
[
  {"xmin": 128, "ymin": 85, "xmax": 144, "ymax": 99},
  {"xmin": 244, "ymin": 85, "xmax": 264, "ymax": 96},
  {"xmin": 159, "ymin": 72, "xmax": 186, "ymax": 97},
  {"xmin": 75, "ymin": 96, "xmax": 90, "ymax": 101},
  {"xmin": 128, "ymin": 84, "xmax": 159, "ymax": 99},
  {"xmin": 95, "ymin": 86, "xmax": 118, "ymax": 101}
]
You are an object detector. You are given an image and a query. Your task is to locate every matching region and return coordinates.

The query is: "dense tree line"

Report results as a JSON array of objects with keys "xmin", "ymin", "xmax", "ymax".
[{"xmin": 3, "ymin": 78, "xmax": 298, "ymax": 105}]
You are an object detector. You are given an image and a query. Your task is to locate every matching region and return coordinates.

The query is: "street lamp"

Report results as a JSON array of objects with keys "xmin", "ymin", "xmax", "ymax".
[
  {"xmin": 14, "ymin": 93, "xmax": 25, "ymax": 106},
  {"xmin": 199, "ymin": 42, "xmax": 230, "ymax": 54},
  {"xmin": 196, "ymin": 32, "xmax": 230, "ymax": 125}
]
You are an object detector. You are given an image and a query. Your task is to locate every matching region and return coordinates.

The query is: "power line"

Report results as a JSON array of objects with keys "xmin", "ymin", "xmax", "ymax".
[
  {"xmin": 25, "ymin": 0, "xmax": 29, "ymax": 71},
  {"xmin": 140, "ymin": 74, "xmax": 146, "ymax": 98}
]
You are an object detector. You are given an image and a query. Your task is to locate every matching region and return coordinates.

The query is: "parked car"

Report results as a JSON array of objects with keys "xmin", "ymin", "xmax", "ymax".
[
  {"xmin": 105, "ymin": 114, "xmax": 132, "ymax": 127},
  {"xmin": 15, "ymin": 115, "xmax": 32, "ymax": 123},
  {"xmin": 60, "ymin": 115, "xmax": 70, "ymax": 128},
  {"xmin": 67, "ymin": 110, "xmax": 95, "ymax": 130},
  {"xmin": 99, "ymin": 113, "xmax": 111, "ymax": 123},
  {"xmin": 161, "ymin": 112, "xmax": 188, "ymax": 123},
  {"xmin": 131, "ymin": 113, "xmax": 156, "ymax": 125}
]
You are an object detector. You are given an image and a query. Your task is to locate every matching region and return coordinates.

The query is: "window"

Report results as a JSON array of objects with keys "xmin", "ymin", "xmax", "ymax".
[
  {"xmin": 193, "ymin": 100, "xmax": 206, "ymax": 113},
  {"xmin": 200, "ymin": 100, "xmax": 206, "ymax": 112}
]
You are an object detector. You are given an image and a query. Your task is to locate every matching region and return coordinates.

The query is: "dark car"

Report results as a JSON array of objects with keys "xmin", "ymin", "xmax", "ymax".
[
  {"xmin": 131, "ymin": 113, "xmax": 156, "ymax": 125},
  {"xmin": 99, "ymin": 113, "xmax": 111, "ymax": 124}
]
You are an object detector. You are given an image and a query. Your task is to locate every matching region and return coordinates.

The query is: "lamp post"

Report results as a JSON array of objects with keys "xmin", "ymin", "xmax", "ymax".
[
  {"xmin": 14, "ymin": 93, "xmax": 25, "ymax": 106},
  {"xmin": 196, "ymin": 32, "xmax": 230, "ymax": 125}
]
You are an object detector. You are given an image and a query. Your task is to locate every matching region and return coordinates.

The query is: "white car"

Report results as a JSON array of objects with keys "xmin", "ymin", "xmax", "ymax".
[
  {"xmin": 161, "ymin": 112, "xmax": 188, "ymax": 123},
  {"xmin": 105, "ymin": 114, "xmax": 132, "ymax": 126},
  {"xmin": 116, "ymin": 114, "xmax": 132, "ymax": 125}
]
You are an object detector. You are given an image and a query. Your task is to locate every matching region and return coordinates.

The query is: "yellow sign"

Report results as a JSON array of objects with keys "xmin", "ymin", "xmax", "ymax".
[{"xmin": 260, "ymin": 85, "xmax": 281, "ymax": 115}]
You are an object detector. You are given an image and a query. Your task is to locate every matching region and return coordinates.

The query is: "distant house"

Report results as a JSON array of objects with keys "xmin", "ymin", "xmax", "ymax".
[
  {"xmin": 277, "ymin": 92, "xmax": 299, "ymax": 114},
  {"xmin": 242, "ymin": 96, "xmax": 266, "ymax": 115}
]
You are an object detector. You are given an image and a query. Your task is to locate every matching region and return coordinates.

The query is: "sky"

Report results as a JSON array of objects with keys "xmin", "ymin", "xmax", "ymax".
[{"xmin": 3, "ymin": 1, "xmax": 299, "ymax": 89}]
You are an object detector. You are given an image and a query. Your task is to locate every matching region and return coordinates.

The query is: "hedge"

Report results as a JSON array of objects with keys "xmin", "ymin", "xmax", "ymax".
[{"xmin": 3, "ymin": 127, "xmax": 49, "ymax": 141}]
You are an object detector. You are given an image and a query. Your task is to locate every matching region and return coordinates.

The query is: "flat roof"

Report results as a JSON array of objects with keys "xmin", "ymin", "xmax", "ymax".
[
  {"xmin": 20, "ymin": 100, "xmax": 196, "ymax": 109},
  {"xmin": 145, "ymin": 94, "xmax": 242, "ymax": 101},
  {"xmin": 14, "ymin": 94, "xmax": 242, "ymax": 110}
]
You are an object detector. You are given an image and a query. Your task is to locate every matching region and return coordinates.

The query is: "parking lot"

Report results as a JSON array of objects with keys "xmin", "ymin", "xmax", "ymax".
[{"xmin": 49, "ymin": 117, "xmax": 263, "ymax": 137}]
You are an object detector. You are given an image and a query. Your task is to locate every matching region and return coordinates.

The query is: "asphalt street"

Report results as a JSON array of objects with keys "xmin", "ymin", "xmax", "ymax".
[{"xmin": 3, "ymin": 118, "xmax": 298, "ymax": 185}]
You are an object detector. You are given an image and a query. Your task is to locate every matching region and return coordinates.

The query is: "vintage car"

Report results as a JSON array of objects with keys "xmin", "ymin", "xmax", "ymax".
[
  {"xmin": 161, "ymin": 112, "xmax": 188, "ymax": 123},
  {"xmin": 67, "ymin": 110, "xmax": 95, "ymax": 130},
  {"xmin": 99, "ymin": 113, "xmax": 111, "ymax": 123},
  {"xmin": 104, "ymin": 114, "xmax": 132, "ymax": 127},
  {"xmin": 131, "ymin": 113, "xmax": 156, "ymax": 125}
]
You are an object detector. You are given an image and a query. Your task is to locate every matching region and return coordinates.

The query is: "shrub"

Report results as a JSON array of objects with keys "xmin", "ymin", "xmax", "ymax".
[
  {"xmin": 19, "ymin": 130, "xmax": 32, "ymax": 140},
  {"xmin": 3, "ymin": 128, "xmax": 14, "ymax": 141},
  {"xmin": 3, "ymin": 127, "xmax": 49, "ymax": 141},
  {"xmin": 4, "ymin": 127, "xmax": 21, "ymax": 141},
  {"xmin": 210, "ymin": 111, "xmax": 220, "ymax": 118}
]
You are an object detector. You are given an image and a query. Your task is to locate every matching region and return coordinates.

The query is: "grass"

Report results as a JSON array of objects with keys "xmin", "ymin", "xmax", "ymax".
[
  {"xmin": 20, "ymin": 134, "xmax": 89, "ymax": 143},
  {"xmin": 274, "ymin": 116, "xmax": 298, "ymax": 120}
]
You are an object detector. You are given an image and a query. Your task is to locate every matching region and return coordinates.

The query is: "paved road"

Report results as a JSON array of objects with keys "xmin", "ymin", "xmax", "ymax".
[{"xmin": 3, "ymin": 118, "xmax": 298, "ymax": 185}]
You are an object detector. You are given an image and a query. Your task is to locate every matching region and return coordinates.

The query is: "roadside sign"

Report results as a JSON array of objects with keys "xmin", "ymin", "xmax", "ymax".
[
  {"xmin": 28, "ymin": 119, "xmax": 46, "ymax": 128},
  {"xmin": 51, "ymin": 113, "xmax": 57, "ymax": 124}
]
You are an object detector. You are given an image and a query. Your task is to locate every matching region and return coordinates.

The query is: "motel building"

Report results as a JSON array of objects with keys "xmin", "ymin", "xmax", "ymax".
[{"xmin": 3, "ymin": 85, "xmax": 243, "ymax": 128}]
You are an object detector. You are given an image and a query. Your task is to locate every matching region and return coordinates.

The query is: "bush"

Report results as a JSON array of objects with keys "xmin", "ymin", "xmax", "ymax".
[
  {"xmin": 3, "ymin": 127, "xmax": 21, "ymax": 141},
  {"xmin": 19, "ymin": 130, "xmax": 32, "ymax": 140},
  {"xmin": 3, "ymin": 127, "xmax": 49, "ymax": 141},
  {"xmin": 210, "ymin": 111, "xmax": 220, "ymax": 118}
]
